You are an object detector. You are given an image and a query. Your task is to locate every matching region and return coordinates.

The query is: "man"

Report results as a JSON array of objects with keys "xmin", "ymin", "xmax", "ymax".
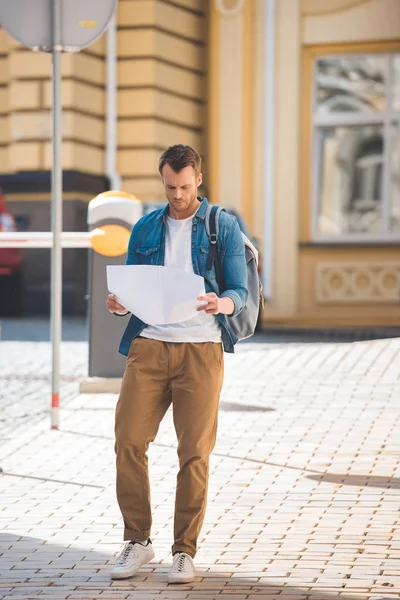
[{"xmin": 106, "ymin": 144, "xmax": 248, "ymax": 583}]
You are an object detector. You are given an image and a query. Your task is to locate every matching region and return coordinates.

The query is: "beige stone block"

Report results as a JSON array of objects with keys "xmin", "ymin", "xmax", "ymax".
[
  {"xmin": 122, "ymin": 176, "xmax": 164, "ymax": 201},
  {"xmin": 10, "ymin": 112, "xmax": 51, "ymax": 140},
  {"xmin": 118, "ymin": 118, "xmax": 154, "ymax": 145},
  {"xmin": 118, "ymin": 0, "xmax": 154, "ymax": 26},
  {"xmin": 9, "ymin": 51, "xmax": 51, "ymax": 79},
  {"xmin": 155, "ymin": 1, "xmax": 205, "ymax": 42},
  {"xmin": 44, "ymin": 140, "xmax": 104, "ymax": 174},
  {"xmin": 118, "ymin": 29, "xmax": 153, "ymax": 58},
  {"xmin": 118, "ymin": 29, "xmax": 204, "ymax": 71},
  {"xmin": 85, "ymin": 33, "xmax": 106, "ymax": 56},
  {"xmin": 0, "ymin": 116, "xmax": 8, "ymax": 143},
  {"xmin": 64, "ymin": 112, "xmax": 105, "ymax": 146},
  {"xmin": 118, "ymin": 59, "xmax": 204, "ymax": 100},
  {"xmin": 155, "ymin": 61, "xmax": 205, "ymax": 99},
  {"xmin": 119, "ymin": 89, "xmax": 203, "ymax": 127},
  {"xmin": 79, "ymin": 378, "xmax": 122, "ymax": 393},
  {"xmin": 119, "ymin": 0, "xmax": 205, "ymax": 42},
  {"xmin": 44, "ymin": 80, "xmax": 105, "ymax": 116},
  {"xmin": 119, "ymin": 88, "xmax": 155, "ymax": 116},
  {"xmin": 10, "ymin": 141, "xmax": 40, "ymax": 170},
  {"xmin": 7, "ymin": 35, "xmax": 24, "ymax": 50},
  {"xmin": 168, "ymin": 0, "xmax": 204, "ymax": 11},
  {"xmin": 0, "ymin": 146, "xmax": 8, "ymax": 172},
  {"xmin": 119, "ymin": 58, "xmax": 158, "ymax": 88},
  {"xmin": 63, "ymin": 53, "xmax": 106, "ymax": 86},
  {"xmin": 0, "ymin": 87, "xmax": 8, "ymax": 113},
  {"xmin": 0, "ymin": 58, "xmax": 8, "ymax": 84},
  {"xmin": 301, "ymin": 0, "xmax": 364, "ymax": 15},
  {"xmin": 302, "ymin": 0, "xmax": 400, "ymax": 44},
  {"xmin": 9, "ymin": 110, "xmax": 104, "ymax": 145},
  {"xmin": 117, "ymin": 148, "xmax": 161, "ymax": 177},
  {"xmin": 9, "ymin": 81, "xmax": 39, "ymax": 110},
  {"xmin": 154, "ymin": 90, "xmax": 203, "ymax": 128},
  {"xmin": 0, "ymin": 29, "xmax": 11, "ymax": 54},
  {"xmin": 118, "ymin": 58, "xmax": 156, "ymax": 87},
  {"xmin": 118, "ymin": 118, "xmax": 203, "ymax": 151}
]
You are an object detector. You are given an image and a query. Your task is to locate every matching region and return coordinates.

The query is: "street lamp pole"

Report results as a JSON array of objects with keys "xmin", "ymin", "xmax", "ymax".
[{"xmin": 50, "ymin": 0, "xmax": 63, "ymax": 430}]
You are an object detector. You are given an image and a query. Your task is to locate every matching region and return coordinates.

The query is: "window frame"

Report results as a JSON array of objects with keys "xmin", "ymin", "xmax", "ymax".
[{"xmin": 311, "ymin": 51, "xmax": 400, "ymax": 244}]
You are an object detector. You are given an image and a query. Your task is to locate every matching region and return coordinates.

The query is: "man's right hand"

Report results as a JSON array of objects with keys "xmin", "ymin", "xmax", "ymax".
[{"xmin": 106, "ymin": 293, "xmax": 128, "ymax": 315}]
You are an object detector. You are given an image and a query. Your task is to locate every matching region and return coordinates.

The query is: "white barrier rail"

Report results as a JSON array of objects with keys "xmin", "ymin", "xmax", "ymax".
[{"xmin": 0, "ymin": 231, "xmax": 98, "ymax": 249}]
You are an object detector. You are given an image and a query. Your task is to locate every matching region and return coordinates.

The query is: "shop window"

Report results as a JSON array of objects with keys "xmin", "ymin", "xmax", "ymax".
[{"xmin": 312, "ymin": 53, "xmax": 400, "ymax": 241}]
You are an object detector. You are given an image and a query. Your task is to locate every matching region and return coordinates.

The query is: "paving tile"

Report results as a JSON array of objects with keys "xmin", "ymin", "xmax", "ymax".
[{"xmin": 0, "ymin": 338, "xmax": 399, "ymax": 599}]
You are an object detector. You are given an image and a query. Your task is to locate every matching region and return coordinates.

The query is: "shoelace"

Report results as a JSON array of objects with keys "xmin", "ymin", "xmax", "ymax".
[
  {"xmin": 174, "ymin": 553, "xmax": 188, "ymax": 572},
  {"xmin": 117, "ymin": 543, "xmax": 137, "ymax": 565}
]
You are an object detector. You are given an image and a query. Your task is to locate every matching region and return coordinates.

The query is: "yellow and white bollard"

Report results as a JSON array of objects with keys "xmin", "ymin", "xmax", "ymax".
[{"xmin": 87, "ymin": 191, "xmax": 142, "ymax": 380}]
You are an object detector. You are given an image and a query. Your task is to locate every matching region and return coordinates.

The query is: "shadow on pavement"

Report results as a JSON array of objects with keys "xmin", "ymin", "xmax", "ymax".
[
  {"xmin": 220, "ymin": 401, "xmax": 275, "ymax": 412},
  {"xmin": 307, "ymin": 473, "xmax": 400, "ymax": 489},
  {"xmin": 58, "ymin": 430, "xmax": 399, "ymax": 493},
  {"xmin": 0, "ymin": 532, "xmax": 387, "ymax": 600},
  {"xmin": 62, "ymin": 401, "xmax": 276, "ymax": 413},
  {"xmin": 1, "ymin": 470, "xmax": 104, "ymax": 489}
]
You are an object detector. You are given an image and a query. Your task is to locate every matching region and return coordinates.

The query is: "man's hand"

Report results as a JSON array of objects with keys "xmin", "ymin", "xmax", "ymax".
[
  {"xmin": 197, "ymin": 293, "xmax": 234, "ymax": 316},
  {"xmin": 106, "ymin": 293, "xmax": 128, "ymax": 315}
]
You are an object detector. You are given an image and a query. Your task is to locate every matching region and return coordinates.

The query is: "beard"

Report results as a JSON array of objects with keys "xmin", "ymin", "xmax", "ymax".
[{"xmin": 168, "ymin": 190, "xmax": 199, "ymax": 213}]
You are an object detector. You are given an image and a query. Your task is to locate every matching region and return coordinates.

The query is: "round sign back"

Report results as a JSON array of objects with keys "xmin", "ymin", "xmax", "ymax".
[{"xmin": 0, "ymin": 0, "xmax": 118, "ymax": 52}]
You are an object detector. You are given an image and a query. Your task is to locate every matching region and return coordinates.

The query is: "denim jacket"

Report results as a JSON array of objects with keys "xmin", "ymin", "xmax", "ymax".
[{"xmin": 118, "ymin": 197, "xmax": 248, "ymax": 355}]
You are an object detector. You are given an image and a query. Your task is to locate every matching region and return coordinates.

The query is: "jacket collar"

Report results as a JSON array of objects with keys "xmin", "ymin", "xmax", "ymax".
[{"xmin": 161, "ymin": 196, "xmax": 208, "ymax": 223}]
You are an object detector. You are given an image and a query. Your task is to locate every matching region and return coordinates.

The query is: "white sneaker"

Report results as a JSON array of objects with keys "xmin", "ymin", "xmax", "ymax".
[
  {"xmin": 111, "ymin": 540, "xmax": 155, "ymax": 579},
  {"xmin": 168, "ymin": 552, "xmax": 195, "ymax": 584}
]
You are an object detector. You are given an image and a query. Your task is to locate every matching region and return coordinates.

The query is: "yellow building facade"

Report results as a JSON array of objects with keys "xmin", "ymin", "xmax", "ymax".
[
  {"xmin": 210, "ymin": 0, "xmax": 400, "ymax": 328},
  {"xmin": 0, "ymin": 0, "xmax": 399, "ymax": 325}
]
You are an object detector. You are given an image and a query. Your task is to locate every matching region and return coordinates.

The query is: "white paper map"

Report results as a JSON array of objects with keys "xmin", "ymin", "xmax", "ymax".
[{"xmin": 107, "ymin": 265, "xmax": 206, "ymax": 325}]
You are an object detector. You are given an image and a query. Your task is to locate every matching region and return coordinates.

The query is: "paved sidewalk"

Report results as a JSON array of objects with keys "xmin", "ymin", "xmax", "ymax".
[
  {"xmin": 0, "ymin": 338, "xmax": 399, "ymax": 599},
  {"xmin": 0, "ymin": 342, "xmax": 88, "ymax": 442}
]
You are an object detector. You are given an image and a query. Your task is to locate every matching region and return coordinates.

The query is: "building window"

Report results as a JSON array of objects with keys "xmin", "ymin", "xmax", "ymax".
[{"xmin": 312, "ymin": 54, "xmax": 400, "ymax": 241}]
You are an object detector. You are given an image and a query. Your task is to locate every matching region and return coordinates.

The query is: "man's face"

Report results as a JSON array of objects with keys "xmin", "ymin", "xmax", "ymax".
[{"xmin": 161, "ymin": 164, "xmax": 202, "ymax": 217}]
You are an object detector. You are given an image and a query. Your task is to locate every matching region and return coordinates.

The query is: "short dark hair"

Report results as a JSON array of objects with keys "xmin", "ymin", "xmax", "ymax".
[{"xmin": 159, "ymin": 144, "xmax": 201, "ymax": 178}]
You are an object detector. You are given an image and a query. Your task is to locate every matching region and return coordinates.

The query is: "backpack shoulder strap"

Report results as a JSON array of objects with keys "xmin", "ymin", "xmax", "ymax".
[
  {"xmin": 205, "ymin": 204, "xmax": 226, "ymax": 290},
  {"xmin": 205, "ymin": 204, "xmax": 225, "ymax": 242}
]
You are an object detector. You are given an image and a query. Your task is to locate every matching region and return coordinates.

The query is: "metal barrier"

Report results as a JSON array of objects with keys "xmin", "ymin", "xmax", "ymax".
[
  {"xmin": 0, "ymin": 231, "xmax": 94, "ymax": 248},
  {"xmin": 0, "ymin": 190, "xmax": 142, "ymax": 426}
]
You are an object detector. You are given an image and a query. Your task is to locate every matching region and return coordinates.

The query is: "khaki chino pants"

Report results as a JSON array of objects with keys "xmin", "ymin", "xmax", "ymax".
[{"xmin": 115, "ymin": 337, "xmax": 224, "ymax": 558}]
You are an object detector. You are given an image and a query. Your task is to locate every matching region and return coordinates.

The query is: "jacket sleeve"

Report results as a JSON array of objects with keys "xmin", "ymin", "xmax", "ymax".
[
  {"xmin": 220, "ymin": 217, "xmax": 248, "ymax": 317},
  {"xmin": 113, "ymin": 221, "xmax": 142, "ymax": 317},
  {"xmin": 126, "ymin": 220, "xmax": 143, "ymax": 266}
]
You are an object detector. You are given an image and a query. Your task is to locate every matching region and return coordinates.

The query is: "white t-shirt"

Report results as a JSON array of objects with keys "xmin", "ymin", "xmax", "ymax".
[{"xmin": 140, "ymin": 213, "xmax": 222, "ymax": 343}]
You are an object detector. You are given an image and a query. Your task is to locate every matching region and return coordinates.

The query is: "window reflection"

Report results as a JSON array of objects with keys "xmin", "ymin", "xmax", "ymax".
[
  {"xmin": 393, "ymin": 55, "xmax": 400, "ymax": 111},
  {"xmin": 391, "ymin": 124, "xmax": 400, "ymax": 232},
  {"xmin": 318, "ymin": 125, "xmax": 383, "ymax": 234},
  {"xmin": 316, "ymin": 57, "xmax": 386, "ymax": 113}
]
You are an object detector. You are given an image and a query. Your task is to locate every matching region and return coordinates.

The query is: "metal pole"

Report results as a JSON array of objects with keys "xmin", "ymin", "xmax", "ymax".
[
  {"xmin": 51, "ymin": 0, "xmax": 63, "ymax": 430},
  {"xmin": 263, "ymin": 0, "xmax": 276, "ymax": 300},
  {"xmin": 106, "ymin": 12, "xmax": 121, "ymax": 191}
]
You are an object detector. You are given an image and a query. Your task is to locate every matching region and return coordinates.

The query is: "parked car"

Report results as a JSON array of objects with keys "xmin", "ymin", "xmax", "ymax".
[{"xmin": 0, "ymin": 191, "xmax": 23, "ymax": 315}]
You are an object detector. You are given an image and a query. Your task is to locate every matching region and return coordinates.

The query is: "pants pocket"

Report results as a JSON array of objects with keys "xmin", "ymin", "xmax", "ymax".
[{"xmin": 209, "ymin": 343, "xmax": 223, "ymax": 367}]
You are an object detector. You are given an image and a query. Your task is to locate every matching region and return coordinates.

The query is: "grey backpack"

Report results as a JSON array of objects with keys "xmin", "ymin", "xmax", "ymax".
[{"xmin": 205, "ymin": 205, "xmax": 263, "ymax": 341}]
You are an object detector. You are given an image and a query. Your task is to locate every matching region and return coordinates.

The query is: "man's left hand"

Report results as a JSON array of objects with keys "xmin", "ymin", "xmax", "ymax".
[
  {"xmin": 197, "ymin": 293, "xmax": 234, "ymax": 316},
  {"xmin": 197, "ymin": 292, "xmax": 221, "ymax": 315}
]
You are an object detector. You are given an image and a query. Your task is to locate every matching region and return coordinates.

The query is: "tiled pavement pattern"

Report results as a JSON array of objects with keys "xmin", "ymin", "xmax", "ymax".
[
  {"xmin": 0, "ymin": 338, "xmax": 399, "ymax": 599},
  {"xmin": 0, "ymin": 343, "xmax": 88, "ymax": 441}
]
